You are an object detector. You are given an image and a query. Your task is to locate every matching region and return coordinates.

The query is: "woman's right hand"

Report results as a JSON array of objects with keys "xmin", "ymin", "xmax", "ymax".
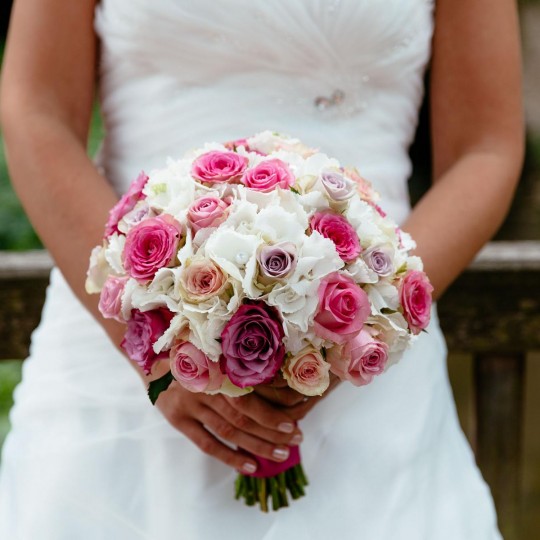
[{"xmin": 148, "ymin": 364, "xmax": 303, "ymax": 474}]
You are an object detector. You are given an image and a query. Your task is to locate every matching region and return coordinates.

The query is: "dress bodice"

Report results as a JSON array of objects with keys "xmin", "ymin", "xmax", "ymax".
[{"xmin": 94, "ymin": 0, "xmax": 434, "ymax": 224}]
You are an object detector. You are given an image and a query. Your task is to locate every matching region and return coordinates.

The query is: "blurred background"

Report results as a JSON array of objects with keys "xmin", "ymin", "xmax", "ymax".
[{"xmin": 0, "ymin": 1, "xmax": 539, "ymax": 537}]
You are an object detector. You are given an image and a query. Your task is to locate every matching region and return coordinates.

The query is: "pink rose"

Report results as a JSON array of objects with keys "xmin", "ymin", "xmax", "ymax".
[
  {"xmin": 121, "ymin": 308, "xmax": 173, "ymax": 375},
  {"xmin": 399, "ymin": 270, "xmax": 433, "ymax": 335},
  {"xmin": 104, "ymin": 172, "xmax": 149, "ymax": 237},
  {"xmin": 180, "ymin": 258, "xmax": 228, "ymax": 302},
  {"xmin": 170, "ymin": 341, "xmax": 224, "ymax": 393},
  {"xmin": 122, "ymin": 216, "xmax": 182, "ymax": 282},
  {"xmin": 313, "ymin": 272, "xmax": 371, "ymax": 344},
  {"xmin": 310, "ymin": 211, "xmax": 361, "ymax": 262},
  {"xmin": 98, "ymin": 276, "xmax": 128, "ymax": 322},
  {"xmin": 187, "ymin": 195, "xmax": 229, "ymax": 232},
  {"xmin": 327, "ymin": 329, "xmax": 388, "ymax": 386},
  {"xmin": 191, "ymin": 150, "xmax": 248, "ymax": 183},
  {"xmin": 241, "ymin": 159, "xmax": 295, "ymax": 192},
  {"xmin": 282, "ymin": 348, "xmax": 330, "ymax": 396},
  {"xmin": 220, "ymin": 301, "xmax": 285, "ymax": 388}
]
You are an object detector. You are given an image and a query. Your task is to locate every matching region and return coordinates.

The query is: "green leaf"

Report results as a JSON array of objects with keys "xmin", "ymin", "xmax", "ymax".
[
  {"xmin": 147, "ymin": 370, "xmax": 174, "ymax": 405},
  {"xmin": 290, "ymin": 186, "xmax": 300, "ymax": 195},
  {"xmin": 381, "ymin": 307, "xmax": 398, "ymax": 315}
]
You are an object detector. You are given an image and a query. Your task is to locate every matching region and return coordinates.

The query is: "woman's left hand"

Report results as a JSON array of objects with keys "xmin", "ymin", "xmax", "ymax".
[{"xmin": 253, "ymin": 373, "xmax": 342, "ymax": 421}]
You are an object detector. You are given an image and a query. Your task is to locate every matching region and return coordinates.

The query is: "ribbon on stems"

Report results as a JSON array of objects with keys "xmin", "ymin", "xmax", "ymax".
[{"xmin": 234, "ymin": 446, "xmax": 308, "ymax": 512}]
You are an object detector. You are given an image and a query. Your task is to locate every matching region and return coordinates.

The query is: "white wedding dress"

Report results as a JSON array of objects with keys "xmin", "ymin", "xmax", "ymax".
[{"xmin": 0, "ymin": 1, "xmax": 503, "ymax": 538}]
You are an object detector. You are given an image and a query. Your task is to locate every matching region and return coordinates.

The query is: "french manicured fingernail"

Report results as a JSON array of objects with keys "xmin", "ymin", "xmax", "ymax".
[
  {"xmin": 278, "ymin": 422, "xmax": 295, "ymax": 434},
  {"xmin": 290, "ymin": 433, "xmax": 303, "ymax": 446},
  {"xmin": 272, "ymin": 447, "xmax": 290, "ymax": 461},
  {"xmin": 242, "ymin": 462, "xmax": 257, "ymax": 474}
]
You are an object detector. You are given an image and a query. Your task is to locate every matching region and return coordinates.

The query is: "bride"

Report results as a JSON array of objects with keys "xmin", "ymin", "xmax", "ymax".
[{"xmin": 0, "ymin": 0, "xmax": 523, "ymax": 538}]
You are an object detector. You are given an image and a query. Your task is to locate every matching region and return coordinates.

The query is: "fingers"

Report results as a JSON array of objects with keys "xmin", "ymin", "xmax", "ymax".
[
  {"xmin": 223, "ymin": 392, "xmax": 302, "ymax": 435},
  {"xmin": 198, "ymin": 406, "xmax": 294, "ymax": 463},
  {"xmin": 206, "ymin": 396, "xmax": 303, "ymax": 447},
  {"xmin": 180, "ymin": 418, "xmax": 258, "ymax": 474},
  {"xmin": 252, "ymin": 385, "xmax": 306, "ymax": 407}
]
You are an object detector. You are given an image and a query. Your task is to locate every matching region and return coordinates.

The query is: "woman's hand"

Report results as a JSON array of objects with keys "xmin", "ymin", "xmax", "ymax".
[
  {"xmin": 253, "ymin": 372, "xmax": 342, "ymax": 421},
  {"xmin": 146, "ymin": 363, "xmax": 304, "ymax": 474}
]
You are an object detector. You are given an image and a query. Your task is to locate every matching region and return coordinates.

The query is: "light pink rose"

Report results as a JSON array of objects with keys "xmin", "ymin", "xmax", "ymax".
[
  {"xmin": 104, "ymin": 172, "xmax": 149, "ymax": 237},
  {"xmin": 310, "ymin": 211, "xmax": 361, "ymax": 262},
  {"xmin": 98, "ymin": 276, "xmax": 128, "ymax": 322},
  {"xmin": 327, "ymin": 329, "xmax": 388, "ymax": 386},
  {"xmin": 224, "ymin": 137, "xmax": 267, "ymax": 155},
  {"xmin": 313, "ymin": 272, "xmax": 371, "ymax": 344},
  {"xmin": 187, "ymin": 196, "xmax": 229, "ymax": 232},
  {"xmin": 180, "ymin": 258, "xmax": 228, "ymax": 302},
  {"xmin": 399, "ymin": 270, "xmax": 433, "ymax": 334},
  {"xmin": 121, "ymin": 308, "xmax": 173, "ymax": 375},
  {"xmin": 241, "ymin": 159, "xmax": 295, "ymax": 192},
  {"xmin": 122, "ymin": 215, "xmax": 182, "ymax": 282},
  {"xmin": 170, "ymin": 341, "xmax": 224, "ymax": 393},
  {"xmin": 191, "ymin": 150, "xmax": 248, "ymax": 183},
  {"xmin": 282, "ymin": 348, "xmax": 330, "ymax": 396}
]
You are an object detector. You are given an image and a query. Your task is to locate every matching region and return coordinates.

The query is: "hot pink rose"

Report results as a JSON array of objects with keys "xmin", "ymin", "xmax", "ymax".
[
  {"xmin": 122, "ymin": 216, "xmax": 182, "ymax": 282},
  {"xmin": 191, "ymin": 150, "xmax": 248, "ymax": 183},
  {"xmin": 220, "ymin": 301, "xmax": 285, "ymax": 388},
  {"xmin": 170, "ymin": 341, "xmax": 224, "ymax": 393},
  {"xmin": 399, "ymin": 270, "xmax": 433, "ymax": 334},
  {"xmin": 327, "ymin": 329, "xmax": 388, "ymax": 386},
  {"xmin": 282, "ymin": 347, "xmax": 330, "ymax": 396},
  {"xmin": 310, "ymin": 211, "xmax": 361, "ymax": 262},
  {"xmin": 121, "ymin": 308, "xmax": 173, "ymax": 375},
  {"xmin": 180, "ymin": 258, "xmax": 228, "ymax": 302},
  {"xmin": 187, "ymin": 195, "xmax": 229, "ymax": 232},
  {"xmin": 241, "ymin": 159, "xmax": 295, "ymax": 192},
  {"xmin": 98, "ymin": 275, "xmax": 128, "ymax": 322},
  {"xmin": 313, "ymin": 272, "xmax": 371, "ymax": 344},
  {"xmin": 104, "ymin": 172, "xmax": 149, "ymax": 237}
]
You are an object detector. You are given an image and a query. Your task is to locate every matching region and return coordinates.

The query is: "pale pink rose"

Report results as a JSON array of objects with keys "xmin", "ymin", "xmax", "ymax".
[
  {"xmin": 180, "ymin": 258, "xmax": 228, "ymax": 302},
  {"xmin": 399, "ymin": 270, "xmax": 433, "ymax": 334},
  {"xmin": 170, "ymin": 341, "xmax": 224, "ymax": 393},
  {"xmin": 310, "ymin": 211, "xmax": 361, "ymax": 262},
  {"xmin": 187, "ymin": 196, "xmax": 229, "ymax": 232},
  {"xmin": 241, "ymin": 159, "xmax": 295, "ymax": 192},
  {"xmin": 98, "ymin": 276, "xmax": 128, "ymax": 322},
  {"xmin": 342, "ymin": 167, "xmax": 377, "ymax": 201},
  {"xmin": 122, "ymin": 215, "xmax": 182, "ymax": 282},
  {"xmin": 224, "ymin": 137, "xmax": 267, "ymax": 155},
  {"xmin": 121, "ymin": 308, "xmax": 173, "ymax": 375},
  {"xmin": 282, "ymin": 348, "xmax": 330, "ymax": 396},
  {"xmin": 191, "ymin": 150, "xmax": 248, "ymax": 183},
  {"xmin": 104, "ymin": 172, "xmax": 149, "ymax": 237},
  {"xmin": 327, "ymin": 329, "xmax": 388, "ymax": 386},
  {"xmin": 313, "ymin": 272, "xmax": 371, "ymax": 344}
]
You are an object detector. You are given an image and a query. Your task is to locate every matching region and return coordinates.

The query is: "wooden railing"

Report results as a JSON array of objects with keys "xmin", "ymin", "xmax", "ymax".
[{"xmin": 1, "ymin": 243, "xmax": 539, "ymax": 539}]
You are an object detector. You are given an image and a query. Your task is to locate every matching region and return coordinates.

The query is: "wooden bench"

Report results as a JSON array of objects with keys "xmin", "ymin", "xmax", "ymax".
[{"xmin": 1, "ymin": 243, "xmax": 539, "ymax": 539}]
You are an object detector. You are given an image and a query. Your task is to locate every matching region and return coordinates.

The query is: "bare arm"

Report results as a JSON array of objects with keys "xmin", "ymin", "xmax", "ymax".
[
  {"xmin": 403, "ymin": 0, "xmax": 524, "ymax": 299},
  {"xmin": 1, "ymin": 0, "xmax": 302, "ymax": 472}
]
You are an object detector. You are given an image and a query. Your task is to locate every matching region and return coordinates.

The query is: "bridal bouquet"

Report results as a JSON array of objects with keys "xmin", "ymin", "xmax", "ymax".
[{"xmin": 86, "ymin": 131, "xmax": 433, "ymax": 512}]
